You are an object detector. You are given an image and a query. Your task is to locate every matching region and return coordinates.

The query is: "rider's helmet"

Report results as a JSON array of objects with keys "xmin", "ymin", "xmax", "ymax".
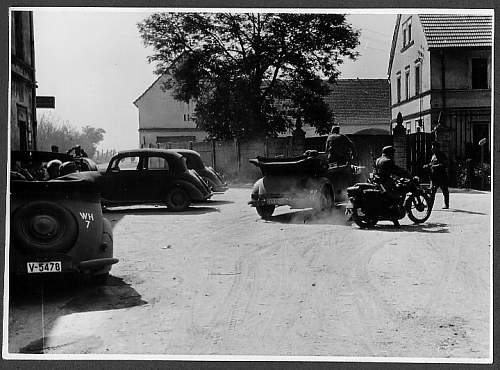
[{"xmin": 382, "ymin": 146, "xmax": 396, "ymax": 157}]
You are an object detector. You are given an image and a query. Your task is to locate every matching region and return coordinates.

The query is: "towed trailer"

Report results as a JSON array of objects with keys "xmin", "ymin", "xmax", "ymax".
[{"xmin": 248, "ymin": 151, "xmax": 361, "ymax": 219}]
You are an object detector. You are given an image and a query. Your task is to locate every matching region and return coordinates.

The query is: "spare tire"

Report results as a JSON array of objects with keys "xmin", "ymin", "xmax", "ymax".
[{"xmin": 11, "ymin": 201, "xmax": 79, "ymax": 252}]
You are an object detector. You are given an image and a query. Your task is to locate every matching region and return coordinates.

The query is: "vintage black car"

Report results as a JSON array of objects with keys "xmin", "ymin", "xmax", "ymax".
[
  {"xmin": 174, "ymin": 149, "xmax": 228, "ymax": 192},
  {"xmin": 100, "ymin": 149, "xmax": 212, "ymax": 211},
  {"xmin": 10, "ymin": 152, "xmax": 117, "ymax": 284},
  {"xmin": 249, "ymin": 151, "xmax": 361, "ymax": 219}
]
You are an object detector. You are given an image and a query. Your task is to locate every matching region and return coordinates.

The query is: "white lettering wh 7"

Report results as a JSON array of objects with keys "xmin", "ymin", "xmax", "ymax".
[{"xmin": 79, "ymin": 212, "xmax": 94, "ymax": 228}]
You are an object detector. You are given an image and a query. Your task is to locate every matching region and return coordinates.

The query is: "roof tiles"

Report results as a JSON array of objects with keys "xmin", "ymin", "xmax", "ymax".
[
  {"xmin": 419, "ymin": 14, "xmax": 492, "ymax": 48},
  {"xmin": 325, "ymin": 79, "xmax": 390, "ymax": 126}
]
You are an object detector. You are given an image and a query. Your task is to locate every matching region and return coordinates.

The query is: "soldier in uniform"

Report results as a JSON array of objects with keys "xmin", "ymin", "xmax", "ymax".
[
  {"xmin": 424, "ymin": 142, "xmax": 449, "ymax": 209},
  {"xmin": 325, "ymin": 125, "xmax": 355, "ymax": 166},
  {"xmin": 374, "ymin": 145, "xmax": 410, "ymax": 227}
]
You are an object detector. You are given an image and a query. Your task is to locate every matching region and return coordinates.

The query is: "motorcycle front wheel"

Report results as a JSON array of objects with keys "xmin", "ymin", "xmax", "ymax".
[
  {"xmin": 406, "ymin": 193, "xmax": 432, "ymax": 224},
  {"xmin": 351, "ymin": 206, "xmax": 378, "ymax": 228}
]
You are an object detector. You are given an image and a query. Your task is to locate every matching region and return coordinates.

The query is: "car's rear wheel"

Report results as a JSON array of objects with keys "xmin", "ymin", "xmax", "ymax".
[
  {"xmin": 166, "ymin": 188, "xmax": 191, "ymax": 211},
  {"xmin": 256, "ymin": 205, "xmax": 275, "ymax": 219},
  {"xmin": 11, "ymin": 201, "xmax": 78, "ymax": 252}
]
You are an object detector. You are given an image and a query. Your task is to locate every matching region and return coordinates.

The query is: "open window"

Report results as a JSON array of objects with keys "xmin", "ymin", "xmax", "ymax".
[{"xmin": 471, "ymin": 58, "xmax": 488, "ymax": 89}]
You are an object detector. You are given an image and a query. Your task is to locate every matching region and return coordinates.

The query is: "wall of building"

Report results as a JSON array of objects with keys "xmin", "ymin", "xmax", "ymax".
[
  {"xmin": 10, "ymin": 11, "xmax": 36, "ymax": 151},
  {"xmin": 430, "ymin": 48, "xmax": 492, "ymax": 90},
  {"xmin": 135, "ymin": 75, "xmax": 199, "ymax": 127},
  {"xmin": 390, "ymin": 14, "xmax": 432, "ymax": 134},
  {"xmin": 139, "ymin": 129, "xmax": 207, "ymax": 148}
]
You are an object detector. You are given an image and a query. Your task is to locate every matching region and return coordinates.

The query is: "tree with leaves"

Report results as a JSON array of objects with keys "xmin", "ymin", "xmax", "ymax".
[
  {"xmin": 36, "ymin": 113, "xmax": 105, "ymax": 158},
  {"xmin": 138, "ymin": 13, "xmax": 359, "ymax": 140}
]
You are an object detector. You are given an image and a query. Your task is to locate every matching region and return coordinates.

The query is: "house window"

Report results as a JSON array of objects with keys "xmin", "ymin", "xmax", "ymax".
[
  {"xmin": 396, "ymin": 74, "xmax": 401, "ymax": 103},
  {"xmin": 471, "ymin": 58, "xmax": 488, "ymax": 89},
  {"xmin": 17, "ymin": 105, "xmax": 28, "ymax": 152},
  {"xmin": 183, "ymin": 113, "xmax": 195, "ymax": 121},
  {"xmin": 405, "ymin": 69, "xmax": 410, "ymax": 100},
  {"xmin": 415, "ymin": 64, "xmax": 421, "ymax": 95},
  {"xmin": 402, "ymin": 17, "xmax": 412, "ymax": 47},
  {"xmin": 13, "ymin": 12, "xmax": 25, "ymax": 60}
]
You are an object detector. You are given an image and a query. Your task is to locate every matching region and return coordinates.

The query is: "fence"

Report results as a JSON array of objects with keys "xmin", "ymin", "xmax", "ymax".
[
  {"xmin": 406, "ymin": 132, "xmax": 433, "ymax": 182},
  {"xmin": 151, "ymin": 133, "xmax": 393, "ymax": 182}
]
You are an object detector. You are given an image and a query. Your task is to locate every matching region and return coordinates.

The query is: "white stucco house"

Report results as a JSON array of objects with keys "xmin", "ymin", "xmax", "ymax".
[
  {"xmin": 388, "ymin": 13, "xmax": 492, "ymax": 159},
  {"xmin": 133, "ymin": 74, "xmax": 206, "ymax": 148}
]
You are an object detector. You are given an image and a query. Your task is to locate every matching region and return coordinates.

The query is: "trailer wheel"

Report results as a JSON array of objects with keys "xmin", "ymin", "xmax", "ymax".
[{"xmin": 256, "ymin": 205, "xmax": 275, "ymax": 219}]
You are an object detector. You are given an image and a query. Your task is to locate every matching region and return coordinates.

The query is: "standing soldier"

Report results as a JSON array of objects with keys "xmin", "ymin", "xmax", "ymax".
[{"xmin": 424, "ymin": 142, "xmax": 449, "ymax": 209}]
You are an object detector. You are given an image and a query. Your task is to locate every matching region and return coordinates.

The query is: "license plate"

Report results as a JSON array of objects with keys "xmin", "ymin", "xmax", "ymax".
[
  {"xmin": 267, "ymin": 198, "xmax": 286, "ymax": 205},
  {"xmin": 27, "ymin": 261, "xmax": 62, "ymax": 274}
]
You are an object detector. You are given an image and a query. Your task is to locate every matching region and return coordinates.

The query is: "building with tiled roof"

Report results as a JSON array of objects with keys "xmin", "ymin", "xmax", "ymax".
[
  {"xmin": 135, "ymin": 78, "xmax": 391, "ymax": 148},
  {"xmin": 322, "ymin": 79, "xmax": 390, "ymax": 135},
  {"xmin": 418, "ymin": 14, "xmax": 493, "ymax": 48},
  {"xmin": 388, "ymin": 13, "xmax": 492, "ymax": 170}
]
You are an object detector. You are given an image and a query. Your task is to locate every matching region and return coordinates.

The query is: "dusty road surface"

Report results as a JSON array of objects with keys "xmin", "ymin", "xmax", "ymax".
[{"xmin": 8, "ymin": 187, "xmax": 491, "ymax": 359}]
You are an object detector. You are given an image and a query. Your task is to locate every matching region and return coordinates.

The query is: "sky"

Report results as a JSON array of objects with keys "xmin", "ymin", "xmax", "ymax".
[{"xmin": 32, "ymin": 10, "xmax": 397, "ymax": 151}]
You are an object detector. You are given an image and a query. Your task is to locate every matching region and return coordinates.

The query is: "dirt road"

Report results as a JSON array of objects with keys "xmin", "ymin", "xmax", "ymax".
[{"xmin": 7, "ymin": 187, "xmax": 491, "ymax": 360}]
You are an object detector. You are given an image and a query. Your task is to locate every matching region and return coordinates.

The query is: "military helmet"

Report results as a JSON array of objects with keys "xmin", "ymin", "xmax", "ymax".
[{"xmin": 382, "ymin": 146, "xmax": 395, "ymax": 155}]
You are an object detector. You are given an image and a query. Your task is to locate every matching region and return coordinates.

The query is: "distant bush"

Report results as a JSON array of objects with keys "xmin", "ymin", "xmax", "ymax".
[{"xmin": 36, "ymin": 113, "xmax": 105, "ymax": 159}]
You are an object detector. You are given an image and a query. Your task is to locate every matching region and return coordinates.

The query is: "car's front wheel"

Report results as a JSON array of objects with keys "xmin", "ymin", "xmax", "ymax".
[{"xmin": 166, "ymin": 188, "xmax": 191, "ymax": 211}]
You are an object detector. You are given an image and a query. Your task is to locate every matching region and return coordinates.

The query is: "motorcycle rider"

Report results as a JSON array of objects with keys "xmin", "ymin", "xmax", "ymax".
[{"xmin": 374, "ymin": 145, "xmax": 410, "ymax": 227}]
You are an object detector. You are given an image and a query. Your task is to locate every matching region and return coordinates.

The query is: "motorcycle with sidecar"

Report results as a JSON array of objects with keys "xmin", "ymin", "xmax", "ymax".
[{"xmin": 346, "ymin": 175, "xmax": 433, "ymax": 228}]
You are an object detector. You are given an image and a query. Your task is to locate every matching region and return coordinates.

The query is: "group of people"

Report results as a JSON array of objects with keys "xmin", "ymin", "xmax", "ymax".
[
  {"xmin": 324, "ymin": 125, "xmax": 450, "ymax": 210},
  {"xmin": 10, "ymin": 145, "xmax": 88, "ymax": 181},
  {"xmin": 11, "ymin": 159, "xmax": 65, "ymax": 181}
]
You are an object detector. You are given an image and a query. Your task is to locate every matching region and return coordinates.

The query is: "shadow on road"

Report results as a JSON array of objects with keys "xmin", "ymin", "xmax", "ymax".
[
  {"xmin": 444, "ymin": 208, "xmax": 486, "ymax": 216},
  {"xmin": 10, "ymin": 275, "xmax": 147, "ymax": 311},
  {"xmin": 267, "ymin": 208, "xmax": 349, "ymax": 226},
  {"xmin": 200, "ymin": 199, "xmax": 234, "ymax": 206},
  {"xmin": 103, "ymin": 205, "xmax": 219, "ymax": 215},
  {"xmin": 358, "ymin": 222, "xmax": 449, "ymax": 233},
  {"xmin": 11, "ymin": 275, "xmax": 147, "ymax": 354},
  {"xmin": 103, "ymin": 205, "xmax": 219, "ymax": 231}
]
